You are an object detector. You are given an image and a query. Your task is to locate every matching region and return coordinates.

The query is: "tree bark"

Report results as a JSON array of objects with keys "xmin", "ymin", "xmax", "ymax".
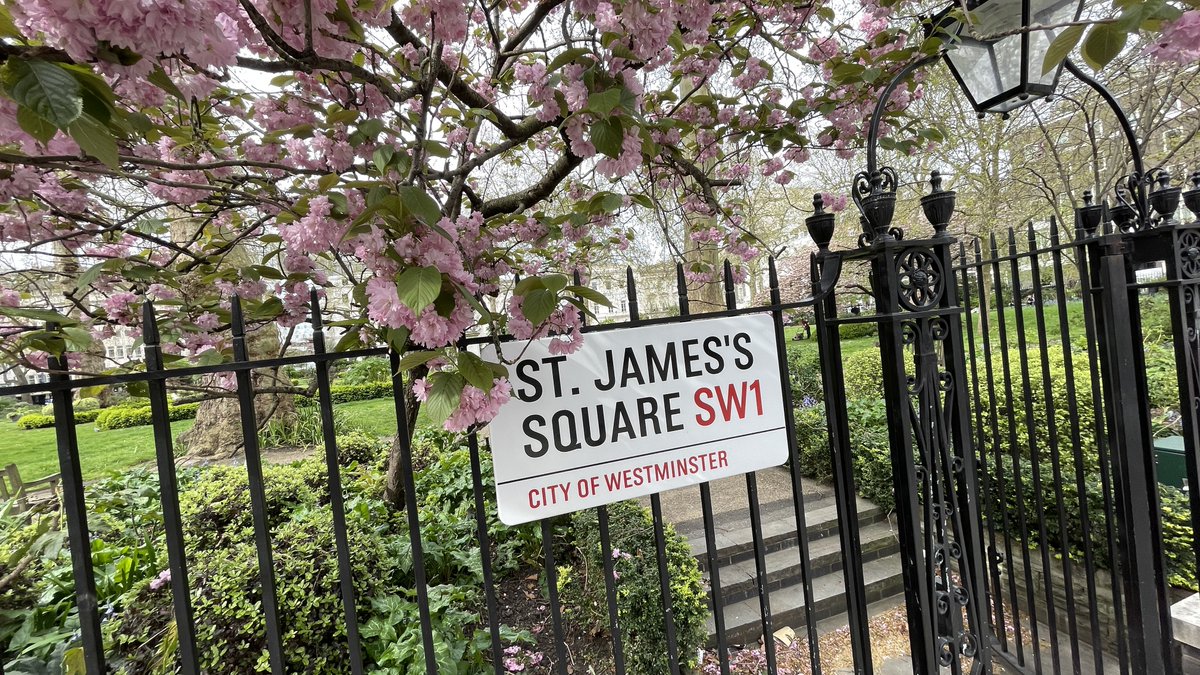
[
  {"xmin": 177, "ymin": 324, "xmax": 295, "ymax": 459},
  {"xmin": 383, "ymin": 367, "xmax": 424, "ymax": 509}
]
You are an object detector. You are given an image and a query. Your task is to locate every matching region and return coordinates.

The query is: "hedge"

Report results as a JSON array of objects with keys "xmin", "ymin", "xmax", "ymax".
[
  {"xmin": 15, "ymin": 408, "xmax": 102, "ymax": 429},
  {"xmin": 94, "ymin": 403, "xmax": 201, "ymax": 430},
  {"xmin": 296, "ymin": 381, "xmax": 392, "ymax": 406}
]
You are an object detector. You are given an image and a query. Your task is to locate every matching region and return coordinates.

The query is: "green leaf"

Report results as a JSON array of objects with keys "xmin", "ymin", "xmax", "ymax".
[
  {"xmin": 587, "ymin": 88, "xmax": 623, "ymax": 116},
  {"xmin": 0, "ymin": 5, "xmax": 19, "ymax": 38},
  {"xmin": 522, "ymin": 288, "xmax": 556, "ymax": 325},
  {"xmin": 424, "ymin": 373, "xmax": 465, "ymax": 425},
  {"xmin": 423, "ymin": 139, "xmax": 451, "ymax": 157},
  {"xmin": 541, "ymin": 274, "xmax": 569, "ymax": 294},
  {"xmin": 1081, "ymin": 23, "xmax": 1128, "ymax": 70},
  {"xmin": 0, "ymin": 305, "xmax": 78, "ymax": 324},
  {"xmin": 317, "ymin": 173, "xmax": 340, "ymax": 192},
  {"xmin": 1, "ymin": 59, "xmax": 83, "ymax": 128},
  {"xmin": 396, "ymin": 266, "xmax": 443, "ymax": 312},
  {"xmin": 16, "ymin": 105, "xmax": 56, "ymax": 143},
  {"xmin": 457, "ymin": 351, "xmax": 495, "ymax": 392},
  {"xmin": 396, "ymin": 349, "xmax": 442, "ymax": 371},
  {"xmin": 596, "ymin": 193, "xmax": 624, "ymax": 212},
  {"xmin": 68, "ymin": 114, "xmax": 119, "ymax": 169},
  {"xmin": 1042, "ymin": 24, "xmax": 1085, "ymax": 75},
  {"xmin": 566, "ymin": 284, "xmax": 613, "ymax": 308},
  {"xmin": 591, "ymin": 117, "xmax": 624, "ymax": 159},
  {"xmin": 148, "ymin": 67, "xmax": 185, "ymax": 101},
  {"xmin": 373, "ymin": 145, "xmax": 395, "ymax": 173},
  {"xmin": 514, "ymin": 276, "xmax": 545, "ymax": 295},
  {"xmin": 75, "ymin": 260, "xmax": 111, "ymax": 290},
  {"xmin": 548, "ymin": 47, "xmax": 593, "ymax": 72},
  {"xmin": 61, "ymin": 327, "xmax": 93, "ymax": 351},
  {"xmin": 396, "ymin": 186, "xmax": 443, "ymax": 226}
]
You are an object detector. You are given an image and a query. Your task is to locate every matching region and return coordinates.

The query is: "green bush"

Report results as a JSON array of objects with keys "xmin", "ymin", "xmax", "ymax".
[
  {"xmin": 785, "ymin": 343, "xmax": 823, "ymax": 403},
  {"xmin": 988, "ymin": 453, "xmax": 1197, "ymax": 590},
  {"xmin": 15, "ymin": 414, "xmax": 55, "ymax": 429},
  {"xmin": 93, "ymin": 402, "xmax": 200, "ymax": 430},
  {"xmin": 336, "ymin": 357, "xmax": 392, "ymax": 386},
  {"xmin": 258, "ymin": 405, "xmax": 355, "ymax": 449},
  {"xmin": 841, "ymin": 348, "xmax": 883, "ymax": 400},
  {"xmin": 977, "ymin": 344, "xmax": 1099, "ymax": 471},
  {"xmin": 296, "ymin": 382, "xmax": 393, "ymax": 407},
  {"xmin": 41, "ymin": 397, "xmax": 99, "ymax": 416},
  {"xmin": 16, "ymin": 408, "xmax": 105, "ymax": 429},
  {"xmin": 336, "ymin": 430, "xmax": 391, "ymax": 468},
  {"xmin": 560, "ymin": 500, "xmax": 707, "ymax": 675},
  {"xmin": 1144, "ymin": 342, "xmax": 1180, "ymax": 410},
  {"xmin": 838, "ymin": 322, "xmax": 878, "ymax": 340},
  {"xmin": 793, "ymin": 398, "xmax": 894, "ymax": 511}
]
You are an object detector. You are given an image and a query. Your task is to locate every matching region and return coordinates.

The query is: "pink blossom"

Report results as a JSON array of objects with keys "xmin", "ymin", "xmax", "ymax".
[{"xmin": 1149, "ymin": 11, "xmax": 1200, "ymax": 63}]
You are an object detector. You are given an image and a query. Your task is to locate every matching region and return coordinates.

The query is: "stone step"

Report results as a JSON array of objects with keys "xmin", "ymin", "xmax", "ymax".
[
  {"xmin": 711, "ymin": 520, "xmax": 900, "ymax": 605},
  {"xmin": 706, "ymin": 553, "xmax": 907, "ymax": 647},
  {"xmin": 686, "ymin": 493, "xmax": 889, "ymax": 569}
]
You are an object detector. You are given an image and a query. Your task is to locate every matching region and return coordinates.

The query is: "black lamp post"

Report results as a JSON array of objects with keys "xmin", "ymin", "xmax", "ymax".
[{"xmin": 933, "ymin": 0, "xmax": 1086, "ymax": 115}]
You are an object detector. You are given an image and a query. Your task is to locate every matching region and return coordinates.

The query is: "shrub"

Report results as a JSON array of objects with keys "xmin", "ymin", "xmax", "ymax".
[
  {"xmin": 841, "ymin": 348, "xmax": 883, "ymax": 400},
  {"xmin": 41, "ymin": 397, "xmax": 99, "ymax": 416},
  {"xmin": 785, "ymin": 343, "xmax": 823, "ymax": 403},
  {"xmin": 838, "ymin": 322, "xmax": 878, "ymax": 340},
  {"xmin": 336, "ymin": 430, "xmax": 390, "ymax": 468},
  {"xmin": 93, "ymin": 403, "xmax": 200, "ymax": 430},
  {"xmin": 296, "ymin": 382, "xmax": 393, "ymax": 407},
  {"xmin": 16, "ymin": 408, "xmax": 105, "ymax": 429},
  {"xmin": 258, "ymin": 405, "xmax": 355, "ymax": 449},
  {"xmin": 336, "ymin": 357, "xmax": 392, "ymax": 386},
  {"xmin": 792, "ymin": 398, "xmax": 894, "ymax": 511},
  {"xmin": 1144, "ymin": 342, "xmax": 1180, "ymax": 410},
  {"xmin": 561, "ymin": 501, "xmax": 707, "ymax": 675},
  {"xmin": 977, "ymin": 344, "xmax": 1099, "ymax": 471},
  {"xmin": 15, "ymin": 413, "xmax": 55, "ymax": 429},
  {"xmin": 987, "ymin": 454, "xmax": 1196, "ymax": 590}
]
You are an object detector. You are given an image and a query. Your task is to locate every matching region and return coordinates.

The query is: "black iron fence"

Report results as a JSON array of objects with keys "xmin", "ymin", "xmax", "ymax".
[
  {"xmin": 5, "ymin": 186, "xmax": 1200, "ymax": 675},
  {"xmin": 0, "ymin": 257, "xmax": 879, "ymax": 675},
  {"xmin": 954, "ymin": 207, "xmax": 1200, "ymax": 674}
]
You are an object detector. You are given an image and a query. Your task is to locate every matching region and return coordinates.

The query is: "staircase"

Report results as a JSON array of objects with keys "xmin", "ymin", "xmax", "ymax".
[{"xmin": 645, "ymin": 468, "xmax": 905, "ymax": 646}]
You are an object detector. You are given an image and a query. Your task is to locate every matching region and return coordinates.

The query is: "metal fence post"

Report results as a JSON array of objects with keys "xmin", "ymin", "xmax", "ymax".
[
  {"xmin": 868, "ymin": 231, "xmax": 991, "ymax": 673},
  {"xmin": 1089, "ymin": 233, "xmax": 1175, "ymax": 672}
]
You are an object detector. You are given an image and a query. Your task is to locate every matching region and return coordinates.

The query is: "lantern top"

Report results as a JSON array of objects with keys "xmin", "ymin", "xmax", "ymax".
[{"xmin": 931, "ymin": 0, "xmax": 1086, "ymax": 114}]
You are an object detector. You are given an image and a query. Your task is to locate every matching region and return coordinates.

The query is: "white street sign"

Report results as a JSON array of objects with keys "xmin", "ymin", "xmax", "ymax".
[{"xmin": 483, "ymin": 313, "xmax": 789, "ymax": 525}]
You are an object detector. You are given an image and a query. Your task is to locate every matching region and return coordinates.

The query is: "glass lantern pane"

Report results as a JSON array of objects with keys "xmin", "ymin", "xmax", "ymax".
[
  {"xmin": 946, "ymin": 40, "xmax": 1002, "ymax": 104},
  {"xmin": 1029, "ymin": 0, "xmax": 1085, "ymax": 86}
]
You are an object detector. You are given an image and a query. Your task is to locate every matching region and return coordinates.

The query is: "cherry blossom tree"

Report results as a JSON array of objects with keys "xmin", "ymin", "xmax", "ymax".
[{"xmin": 0, "ymin": 0, "xmax": 1195, "ymax": 452}]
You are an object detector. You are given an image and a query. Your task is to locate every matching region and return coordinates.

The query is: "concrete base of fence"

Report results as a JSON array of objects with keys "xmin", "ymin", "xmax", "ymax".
[
  {"xmin": 1172, "ymin": 593, "xmax": 1200, "ymax": 673},
  {"xmin": 1003, "ymin": 540, "xmax": 1198, "ymax": 670}
]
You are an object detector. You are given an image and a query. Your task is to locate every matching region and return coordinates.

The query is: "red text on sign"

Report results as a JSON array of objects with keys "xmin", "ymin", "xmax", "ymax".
[{"xmin": 693, "ymin": 380, "xmax": 764, "ymax": 426}]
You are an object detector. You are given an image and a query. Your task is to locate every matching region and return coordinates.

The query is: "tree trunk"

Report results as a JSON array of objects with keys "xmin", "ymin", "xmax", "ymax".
[
  {"xmin": 177, "ymin": 323, "xmax": 295, "ymax": 459},
  {"xmin": 383, "ymin": 367, "xmax": 424, "ymax": 509},
  {"xmin": 170, "ymin": 216, "xmax": 295, "ymax": 459}
]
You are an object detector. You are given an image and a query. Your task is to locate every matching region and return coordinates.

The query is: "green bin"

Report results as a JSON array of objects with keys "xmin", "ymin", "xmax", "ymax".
[{"xmin": 1154, "ymin": 436, "xmax": 1188, "ymax": 490}]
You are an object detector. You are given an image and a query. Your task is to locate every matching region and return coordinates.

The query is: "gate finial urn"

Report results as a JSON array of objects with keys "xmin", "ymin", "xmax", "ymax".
[
  {"xmin": 805, "ymin": 193, "xmax": 835, "ymax": 255},
  {"xmin": 1077, "ymin": 190, "xmax": 1104, "ymax": 235},
  {"xmin": 1149, "ymin": 169, "xmax": 1181, "ymax": 227},
  {"xmin": 920, "ymin": 170, "xmax": 955, "ymax": 239},
  {"xmin": 852, "ymin": 166, "xmax": 898, "ymax": 243},
  {"xmin": 1183, "ymin": 170, "xmax": 1200, "ymax": 224}
]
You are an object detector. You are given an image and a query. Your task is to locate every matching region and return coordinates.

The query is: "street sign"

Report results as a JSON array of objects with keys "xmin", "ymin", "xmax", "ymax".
[{"xmin": 484, "ymin": 313, "xmax": 789, "ymax": 525}]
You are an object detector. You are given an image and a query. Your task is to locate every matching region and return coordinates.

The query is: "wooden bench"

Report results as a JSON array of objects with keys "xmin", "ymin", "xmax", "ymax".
[{"xmin": 0, "ymin": 463, "xmax": 61, "ymax": 514}]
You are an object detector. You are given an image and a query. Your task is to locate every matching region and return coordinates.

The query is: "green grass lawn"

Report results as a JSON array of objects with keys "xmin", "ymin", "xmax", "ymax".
[
  {"xmin": 1, "ymin": 397, "xmax": 431, "ymax": 483},
  {"xmin": 0, "ymin": 418, "xmax": 196, "ymax": 482}
]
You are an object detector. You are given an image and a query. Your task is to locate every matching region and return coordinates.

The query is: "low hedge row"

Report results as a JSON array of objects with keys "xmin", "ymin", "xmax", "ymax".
[
  {"xmin": 94, "ymin": 403, "xmax": 200, "ymax": 430},
  {"xmin": 297, "ymin": 381, "xmax": 392, "ymax": 406},
  {"xmin": 15, "ymin": 408, "xmax": 103, "ymax": 429}
]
